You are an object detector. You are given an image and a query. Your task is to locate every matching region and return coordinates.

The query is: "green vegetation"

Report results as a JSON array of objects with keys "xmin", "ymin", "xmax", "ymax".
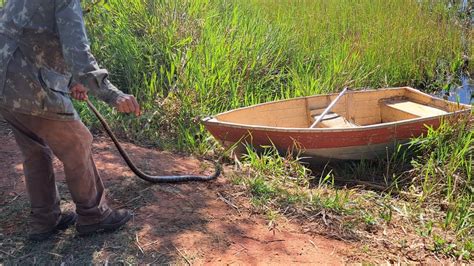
[
  {"xmin": 80, "ymin": 0, "xmax": 471, "ymax": 151},
  {"xmin": 232, "ymin": 118, "xmax": 473, "ymax": 260},
  {"xmin": 407, "ymin": 117, "xmax": 473, "ymax": 259}
]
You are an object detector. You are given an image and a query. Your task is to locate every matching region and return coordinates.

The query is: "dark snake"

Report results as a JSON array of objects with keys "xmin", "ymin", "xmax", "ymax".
[{"xmin": 86, "ymin": 99, "xmax": 221, "ymax": 183}]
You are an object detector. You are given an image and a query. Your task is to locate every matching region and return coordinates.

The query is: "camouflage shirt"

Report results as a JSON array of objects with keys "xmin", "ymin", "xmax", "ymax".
[{"xmin": 0, "ymin": 0, "xmax": 125, "ymax": 120}]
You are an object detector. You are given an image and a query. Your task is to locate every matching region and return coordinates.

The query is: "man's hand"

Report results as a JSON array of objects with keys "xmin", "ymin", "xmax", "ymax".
[
  {"xmin": 115, "ymin": 94, "xmax": 141, "ymax": 116},
  {"xmin": 70, "ymin": 83, "xmax": 88, "ymax": 101}
]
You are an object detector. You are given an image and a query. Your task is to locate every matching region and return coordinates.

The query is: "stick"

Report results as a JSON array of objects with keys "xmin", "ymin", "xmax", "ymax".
[
  {"xmin": 135, "ymin": 234, "xmax": 144, "ymax": 254},
  {"xmin": 310, "ymin": 87, "xmax": 349, "ymax": 128},
  {"xmin": 333, "ymin": 177, "xmax": 389, "ymax": 191},
  {"xmin": 174, "ymin": 245, "xmax": 191, "ymax": 266},
  {"xmin": 142, "ymin": 239, "xmax": 160, "ymax": 248},
  {"xmin": 216, "ymin": 192, "xmax": 241, "ymax": 214}
]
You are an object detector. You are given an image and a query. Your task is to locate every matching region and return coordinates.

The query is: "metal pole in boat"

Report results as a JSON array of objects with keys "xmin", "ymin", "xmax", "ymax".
[{"xmin": 310, "ymin": 87, "xmax": 349, "ymax": 128}]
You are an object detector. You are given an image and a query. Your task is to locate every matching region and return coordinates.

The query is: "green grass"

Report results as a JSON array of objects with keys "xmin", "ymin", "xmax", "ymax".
[
  {"xmin": 231, "ymin": 117, "xmax": 473, "ymax": 260},
  {"xmin": 230, "ymin": 144, "xmax": 355, "ymax": 224},
  {"xmin": 406, "ymin": 117, "xmax": 473, "ymax": 259},
  {"xmin": 79, "ymin": 0, "xmax": 471, "ymax": 151}
]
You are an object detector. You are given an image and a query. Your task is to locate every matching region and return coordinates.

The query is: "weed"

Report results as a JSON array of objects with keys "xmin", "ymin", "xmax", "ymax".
[
  {"xmin": 76, "ymin": 0, "xmax": 470, "ymax": 152},
  {"xmin": 231, "ymin": 117, "xmax": 472, "ymax": 261}
]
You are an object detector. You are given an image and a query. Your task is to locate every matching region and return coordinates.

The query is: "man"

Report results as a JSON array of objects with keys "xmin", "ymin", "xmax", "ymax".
[{"xmin": 0, "ymin": 0, "xmax": 141, "ymax": 241}]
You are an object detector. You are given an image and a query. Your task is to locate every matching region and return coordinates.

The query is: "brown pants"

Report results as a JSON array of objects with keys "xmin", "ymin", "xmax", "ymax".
[{"xmin": 0, "ymin": 108, "xmax": 111, "ymax": 234}]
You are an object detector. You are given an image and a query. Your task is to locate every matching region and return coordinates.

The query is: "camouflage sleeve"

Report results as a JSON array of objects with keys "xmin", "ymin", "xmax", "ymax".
[{"xmin": 54, "ymin": 0, "xmax": 125, "ymax": 105}]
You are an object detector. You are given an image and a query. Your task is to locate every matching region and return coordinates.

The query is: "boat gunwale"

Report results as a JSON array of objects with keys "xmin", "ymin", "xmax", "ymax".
[{"xmin": 202, "ymin": 87, "xmax": 472, "ymax": 133}]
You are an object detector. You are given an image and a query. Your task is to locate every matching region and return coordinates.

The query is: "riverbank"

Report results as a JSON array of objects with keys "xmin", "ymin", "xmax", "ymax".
[{"xmin": 0, "ymin": 122, "xmax": 470, "ymax": 264}]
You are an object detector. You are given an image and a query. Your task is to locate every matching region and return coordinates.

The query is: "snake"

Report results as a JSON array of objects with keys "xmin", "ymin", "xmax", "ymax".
[{"xmin": 86, "ymin": 99, "xmax": 221, "ymax": 183}]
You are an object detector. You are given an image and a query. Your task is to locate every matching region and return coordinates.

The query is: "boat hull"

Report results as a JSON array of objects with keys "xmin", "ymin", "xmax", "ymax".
[{"xmin": 204, "ymin": 117, "xmax": 443, "ymax": 161}]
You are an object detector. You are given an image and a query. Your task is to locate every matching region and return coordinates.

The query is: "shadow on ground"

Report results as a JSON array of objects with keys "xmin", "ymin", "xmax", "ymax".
[{"xmin": 0, "ymin": 158, "xmax": 237, "ymax": 264}]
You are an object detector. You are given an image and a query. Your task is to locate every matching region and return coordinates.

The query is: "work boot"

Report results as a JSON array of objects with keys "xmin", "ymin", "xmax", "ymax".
[
  {"xmin": 76, "ymin": 209, "xmax": 132, "ymax": 236},
  {"xmin": 28, "ymin": 212, "xmax": 78, "ymax": 241}
]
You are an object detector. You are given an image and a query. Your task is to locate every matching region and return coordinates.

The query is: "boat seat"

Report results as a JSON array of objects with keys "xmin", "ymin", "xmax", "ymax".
[
  {"xmin": 380, "ymin": 98, "xmax": 447, "ymax": 122},
  {"xmin": 310, "ymin": 110, "xmax": 358, "ymax": 128}
]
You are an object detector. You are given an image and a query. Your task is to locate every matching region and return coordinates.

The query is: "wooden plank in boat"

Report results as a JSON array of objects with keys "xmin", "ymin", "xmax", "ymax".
[
  {"xmin": 270, "ymin": 117, "xmax": 311, "ymax": 128},
  {"xmin": 311, "ymin": 107, "xmax": 375, "ymax": 127},
  {"xmin": 383, "ymin": 99, "xmax": 447, "ymax": 117},
  {"xmin": 309, "ymin": 107, "xmax": 347, "ymax": 118},
  {"xmin": 219, "ymin": 99, "xmax": 307, "ymax": 121},
  {"xmin": 404, "ymin": 88, "xmax": 458, "ymax": 111},
  {"xmin": 350, "ymin": 89, "xmax": 405, "ymax": 103},
  {"xmin": 309, "ymin": 110, "xmax": 340, "ymax": 118},
  {"xmin": 316, "ymin": 117, "xmax": 358, "ymax": 128},
  {"xmin": 380, "ymin": 105, "xmax": 418, "ymax": 123},
  {"xmin": 311, "ymin": 112, "xmax": 358, "ymax": 128},
  {"xmin": 354, "ymin": 116, "xmax": 382, "ymax": 126},
  {"xmin": 219, "ymin": 102, "xmax": 308, "ymax": 126},
  {"xmin": 307, "ymin": 96, "xmax": 347, "ymax": 111},
  {"xmin": 347, "ymin": 105, "xmax": 380, "ymax": 118},
  {"xmin": 237, "ymin": 116, "xmax": 309, "ymax": 127}
]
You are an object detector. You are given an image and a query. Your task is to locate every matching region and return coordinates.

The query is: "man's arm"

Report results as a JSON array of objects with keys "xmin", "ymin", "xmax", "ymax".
[{"xmin": 55, "ymin": 0, "xmax": 140, "ymax": 115}]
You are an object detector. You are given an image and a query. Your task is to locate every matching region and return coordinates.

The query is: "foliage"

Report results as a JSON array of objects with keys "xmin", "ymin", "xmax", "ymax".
[
  {"xmin": 406, "ymin": 117, "xmax": 473, "ymax": 259},
  {"xmin": 232, "ymin": 117, "xmax": 473, "ymax": 260},
  {"xmin": 231, "ymin": 143, "xmax": 353, "ymax": 217},
  {"xmin": 79, "ymin": 0, "xmax": 470, "ymax": 151}
]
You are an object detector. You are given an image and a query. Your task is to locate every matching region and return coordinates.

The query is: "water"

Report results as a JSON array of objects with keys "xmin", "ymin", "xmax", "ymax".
[
  {"xmin": 441, "ymin": 75, "xmax": 474, "ymax": 104},
  {"xmin": 443, "ymin": 0, "xmax": 473, "ymax": 105},
  {"xmin": 460, "ymin": 0, "xmax": 473, "ymax": 23}
]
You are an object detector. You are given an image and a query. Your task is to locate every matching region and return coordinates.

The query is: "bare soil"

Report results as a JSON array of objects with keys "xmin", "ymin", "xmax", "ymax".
[{"xmin": 0, "ymin": 121, "xmax": 354, "ymax": 264}]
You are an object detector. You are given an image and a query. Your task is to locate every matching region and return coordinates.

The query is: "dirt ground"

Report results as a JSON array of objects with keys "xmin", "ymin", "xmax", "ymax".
[{"xmin": 0, "ymin": 120, "xmax": 355, "ymax": 264}]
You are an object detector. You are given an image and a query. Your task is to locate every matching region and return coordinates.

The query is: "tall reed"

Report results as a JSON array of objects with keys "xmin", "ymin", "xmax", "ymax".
[{"xmin": 81, "ymin": 0, "xmax": 469, "ymax": 151}]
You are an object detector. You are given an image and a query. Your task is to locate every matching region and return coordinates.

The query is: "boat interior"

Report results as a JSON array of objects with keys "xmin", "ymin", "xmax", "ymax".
[{"xmin": 216, "ymin": 87, "xmax": 471, "ymax": 129}]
